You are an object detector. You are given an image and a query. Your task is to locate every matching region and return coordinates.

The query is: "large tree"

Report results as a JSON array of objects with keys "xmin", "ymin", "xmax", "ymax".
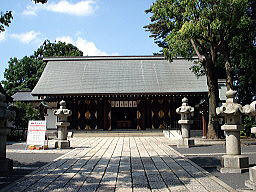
[
  {"xmin": 231, "ymin": 1, "xmax": 256, "ymax": 105},
  {"xmin": 145, "ymin": 0, "xmax": 255, "ymax": 138},
  {"xmin": 2, "ymin": 40, "xmax": 83, "ymax": 95}
]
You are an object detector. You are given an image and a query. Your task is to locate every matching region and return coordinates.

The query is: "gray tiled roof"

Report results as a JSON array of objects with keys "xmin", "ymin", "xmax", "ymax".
[
  {"xmin": 12, "ymin": 91, "xmax": 42, "ymax": 102},
  {"xmin": 32, "ymin": 56, "xmax": 208, "ymax": 96}
]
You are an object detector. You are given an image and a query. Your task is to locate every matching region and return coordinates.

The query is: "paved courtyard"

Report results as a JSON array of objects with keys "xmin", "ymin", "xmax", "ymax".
[{"xmin": 3, "ymin": 137, "xmax": 235, "ymax": 192}]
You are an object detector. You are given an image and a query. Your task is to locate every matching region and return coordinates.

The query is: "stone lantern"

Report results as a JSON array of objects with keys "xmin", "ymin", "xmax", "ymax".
[
  {"xmin": 0, "ymin": 93, "xmax": 15, "ymax": 172},
  {"xmin": 243, "ymin": 101, "xmax": 256, "ymax": 190},
  {"xmin": 216, "ymin": 89, "xmax": 248, "ymax": 173},
  {"xmin": 176, "ymin": 97, "xmax": 194, "ymax": 148},
  {"xmin": 54, "ymin": 100, "xmax": 72, "ymax": 149}
]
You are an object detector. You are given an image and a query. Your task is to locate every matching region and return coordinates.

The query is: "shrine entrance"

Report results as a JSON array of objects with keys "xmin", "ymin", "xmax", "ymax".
[
  {"xmin": 110, "ymin": 100, "xmax": 137, "ymax": 129},
  {"xmin": 111, "ymin": 107, "xmax": 137, "ymax": 129}
]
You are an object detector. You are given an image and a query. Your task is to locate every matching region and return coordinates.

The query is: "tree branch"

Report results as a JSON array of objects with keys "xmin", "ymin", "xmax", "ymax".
[{"xmin": 190, "ymin": 39, "xmax": 204, "ymax": 61}]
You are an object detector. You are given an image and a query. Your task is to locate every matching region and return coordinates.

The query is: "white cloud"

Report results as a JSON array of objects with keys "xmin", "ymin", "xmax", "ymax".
[
  {"xmin": 56, "ymin": 36, "xmax": 73, "ymax": 44},
  {"xmin": 10, "ymin": 31, "xmax": 41, "ymax": 44},
  {"xmin": 76, "ymin": 37, "xmax": 108, "ymax": 56},
  {"xmin": 23, "ymin": 0, "xmax": 96, "ymax": 16},
  {"xmin": 56, "ymin": 36, "xmax": 116, "ymax": 56},
  {"xmin": 22, "ymin": 6, "xmax": 38, "ymax": 16},
  {"xmin": 0, "ymin": 32, "xmax": 6, "ymax": 42}
]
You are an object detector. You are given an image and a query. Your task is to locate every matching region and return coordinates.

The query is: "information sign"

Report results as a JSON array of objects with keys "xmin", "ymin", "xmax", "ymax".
[{"xmin": 26, "ymin": 120, "xmax": 46, "ymax": 146}]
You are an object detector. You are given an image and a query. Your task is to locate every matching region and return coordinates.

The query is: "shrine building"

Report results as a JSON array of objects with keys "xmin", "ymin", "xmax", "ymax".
[{"xmin": 31, "ymin": 56, "xmax": 208, "ymax": 131}]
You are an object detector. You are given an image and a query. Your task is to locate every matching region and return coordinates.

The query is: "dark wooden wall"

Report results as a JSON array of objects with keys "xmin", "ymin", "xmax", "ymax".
[{"xmin": 66, "ymin": 95, "xmax": 205, "ymax": 130}]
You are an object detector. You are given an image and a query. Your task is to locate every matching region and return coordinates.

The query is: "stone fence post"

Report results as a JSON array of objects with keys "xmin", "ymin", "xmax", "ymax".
[
  {"xmin": 244, "ymin": 101, "xmax": 256, "ymax": 190},
  {"xmin": 0, "ymin": 93, "xmax": 15, "ymax": 173},
  {"xmin": 54, "ymin": 100, "xmax": 72, "ymax": 149},
  {"xmin": 216, "ymin": 89, "xmax": 249, "ymax": 173},
  {"xmin": 176, "ymin": 97, "xmax": 194, "ymax": 148}
]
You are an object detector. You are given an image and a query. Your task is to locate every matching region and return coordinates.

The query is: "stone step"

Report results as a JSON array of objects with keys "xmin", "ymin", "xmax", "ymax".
[{"xmin": 72, "ymin": 129, "xmax": 164, "ymax": 137}]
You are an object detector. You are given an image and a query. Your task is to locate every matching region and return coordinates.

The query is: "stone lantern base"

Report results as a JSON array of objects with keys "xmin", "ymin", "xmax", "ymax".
[
  {"xmin": 55, "ymin": 140, "xmax": 70, "ymax": 149},
  {"xmin": 0, "ymin": 158, "xmax": 13, "ymax": 173},
  {"xmin": 245, "ymin": 166, "xmax": 256, "ymax": 190},
  {"xmin": 0, "ymin": 128, "xmax": 13, "ymax": 173},
  {"xmin": 220, "ymin": 155, "xmax": 249, "ymax": 173},
  {"xmin": 177, "ymin": 138, "xmax": 195, "ymax": 148}
]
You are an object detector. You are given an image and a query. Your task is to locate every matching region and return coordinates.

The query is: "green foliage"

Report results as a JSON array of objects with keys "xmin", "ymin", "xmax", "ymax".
[
  {"xmin": 241, "ymin": 116, "xmax": 256, "ymax": 137},
  {"xmin": 233, "ymin": 48, "xmax": 256, "ymax": 105},
  {"xmin": 145, "ymin": 0, "xmax": 254, "ymax": 62},
  {"xmin": 2, "ymin": 40, "xmax": 83, "ymax": 95},
  {"xmin": 10, "ymin": 102, "xmax": 40, "ymax": 129},
  {"xmin": 189, "ymin": 61, "xmax": 205, "ymax": 77},
  {"xmin": 0, "ymin": 11, "xmax": 13, "ymax": 32},
  {"xmin": 7, "ymin": 102, "xmax": 41, "ymax": 141},
  {"xmin": 34, "ymin": 40, "xmax": 83, "ymax": 58},
  {"xmin": 3, "ymin": 57, "xmax": 42, "ymax": 95},
  {"xmin": 33, "ymin": 0, "xmax": 47, "ymax": 3}
]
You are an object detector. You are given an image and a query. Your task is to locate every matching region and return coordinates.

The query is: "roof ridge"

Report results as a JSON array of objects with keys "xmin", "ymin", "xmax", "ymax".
[{"xmin": 43, "ymin": 56, "xmax": 198, "ymax": 62}]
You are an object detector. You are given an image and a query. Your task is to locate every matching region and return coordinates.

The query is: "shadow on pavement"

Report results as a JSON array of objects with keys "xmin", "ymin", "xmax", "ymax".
[
  {"xmin": 188, "ymin": 156, "xmax": 221, "ymax": 169},
  {"xmin": 1, "ymin": 154, "xmax": 234, "ymax": 192}
]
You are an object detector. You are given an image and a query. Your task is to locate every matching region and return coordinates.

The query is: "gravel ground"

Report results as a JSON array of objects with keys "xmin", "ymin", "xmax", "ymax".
[{"xmin": 172, "ymin": 142, "xmax": 256, "ymax": 191}]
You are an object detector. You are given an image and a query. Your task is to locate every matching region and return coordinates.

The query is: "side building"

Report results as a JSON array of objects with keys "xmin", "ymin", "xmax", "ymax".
[{"xmin": 31, "ymin": 56, "xmax": 208, "ymax": 131}]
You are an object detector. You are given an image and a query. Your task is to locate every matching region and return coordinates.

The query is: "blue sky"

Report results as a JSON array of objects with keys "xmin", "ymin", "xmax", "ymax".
[{"xmin": 0, "ymin": 0, "xmax": 160, "ymax": 80}]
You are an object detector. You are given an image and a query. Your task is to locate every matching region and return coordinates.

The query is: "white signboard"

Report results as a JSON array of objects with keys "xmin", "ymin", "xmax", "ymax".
[
  {"xmin": 26, "ymin": 120, "xmax": 46, "ymax": 146},
  {"xmin": 111, "ymin": 101, "xmax": 137, "ymax": 108},
  {"xmin": 124, "ymin": 101, "xmax": 128, "ymax": 107}
]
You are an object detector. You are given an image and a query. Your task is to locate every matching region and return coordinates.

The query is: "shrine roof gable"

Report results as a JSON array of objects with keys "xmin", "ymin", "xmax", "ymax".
[{"xmin": 32, "ymin": 56, "xmax": 208, "ymax": 96}]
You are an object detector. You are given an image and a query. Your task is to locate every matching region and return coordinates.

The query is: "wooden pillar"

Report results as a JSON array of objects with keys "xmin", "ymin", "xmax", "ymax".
[
  {"xmin": 144, "ymin": 99, "xmax": 151, "ymax": 129},
  {"xmin": 108, "ymin": 100, "xmax": 111, "ymax": 130},
  {"xmin": 97, "ymin": 99, "xmax": 104, "ymax": 130},
  {"xmin": 103, "ymin": 100, "xmax": 111, "ymax": 130},
  {"xmin": 137, "ymin": 100, "xmax": 146, "ymax": 130},
  {"xmin": 170, "ymin": 96, "xmax": 179, "ymax": 129},
  {"xmin": 202, "ymin": 114, "xmax": 207, "ymax": 138},
  {"xmin": 72, "ymin": 98, "xmax": 78, "ymax": 130}
]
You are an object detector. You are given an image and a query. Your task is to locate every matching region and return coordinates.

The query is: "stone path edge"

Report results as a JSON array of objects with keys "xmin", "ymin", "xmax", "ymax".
[{"xmin": 166, "ymin": 144, "xmax": 237, "ymax": 192}]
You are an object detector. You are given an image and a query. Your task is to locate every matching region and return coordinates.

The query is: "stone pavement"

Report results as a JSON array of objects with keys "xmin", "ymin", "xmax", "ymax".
[{"xmin": 2, "ymin": 137, "xmax": 235, "ymax": 192}]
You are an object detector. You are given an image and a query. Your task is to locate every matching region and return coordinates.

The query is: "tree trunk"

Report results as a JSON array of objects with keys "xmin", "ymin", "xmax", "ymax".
[
  {"xmin": 205, "ymin": 62, "xmax": 219, "ymax": 139},
  {"xmin": 190, "ymin": 39, "xmax": 219, "ymax": 139},
  {"xmin": 224, "ymin": 58, "xmax": 233, "ymax": 90}
]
